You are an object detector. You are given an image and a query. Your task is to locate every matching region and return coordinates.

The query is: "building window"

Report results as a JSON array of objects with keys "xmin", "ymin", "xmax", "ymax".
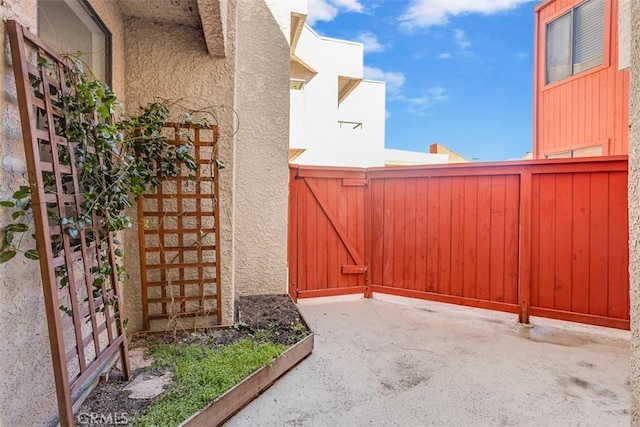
[
  {"xmin": 38, "ymin": 0, "xmax": 111, "ymax": 83},
  {"xmin": 546, "ymin": 0, "xmax": 605, "ymax": 84}
]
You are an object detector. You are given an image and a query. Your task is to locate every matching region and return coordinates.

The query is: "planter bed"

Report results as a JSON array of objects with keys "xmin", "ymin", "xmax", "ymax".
[{"xmin": 76, "ymin": 295, "xmax": 313, "ymax": 426}]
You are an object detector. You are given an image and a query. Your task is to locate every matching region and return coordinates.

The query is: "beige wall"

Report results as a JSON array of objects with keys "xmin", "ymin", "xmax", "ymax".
[
  {"xmin": 0, "ymin": 0, "xmax": 290, "ymax": 422},
  {"xmin": 0, "ymin": 3, "xmax": 55, "ymax": 424},
  {"xmin": 122, "ymin": 0, "xmax": 290, "ymax": 330},
  {"xmin": 0, "ymin": 1, "xmax": 125, "ymax": 425},
  {"xmin": 630, "ymin": 1, "xmax": 640, "ymax": 424},
  {"xmin": 122, "ymin": 11, "xmax": 238, "ymax": 329},
  {"xmin": 233, "ymin": 0, "xmax": 289, "ymax": 296}
]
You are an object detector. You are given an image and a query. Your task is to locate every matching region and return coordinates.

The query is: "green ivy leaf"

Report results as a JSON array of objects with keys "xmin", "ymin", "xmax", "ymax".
[
  {"xmin": 12, "ymin": 188, "xmax": 30, "ymax": 200},
  {"xmin": 0, "ymin": 201, "xmax": 15, "ymax": 208},
  {"xmin": 59, "ymin": 305, "xmax": 73, "ymax": 317},
  {"xmin": 11, "ymin": 211, "xmax": 25, "ymax": 220},
  {"xmin": 6, "ymin": 223, "xmax": 28, "ymax": 233},
  {"xmin": 92, "ymin": 276, "xmax": 104, "ymax": 288},
  {"xmin": 24, "ymin": 249, "xmax": 39, "ymax": 260},
  {"xmin": 0, "ymin": 250, "xmax": 17, "ymax": 263}
]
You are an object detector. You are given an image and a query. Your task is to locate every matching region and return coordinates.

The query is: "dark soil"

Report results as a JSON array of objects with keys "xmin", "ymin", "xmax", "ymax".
[{"xmin": 75, "ymin": 294, "xmax": 309, "ymax": 426}]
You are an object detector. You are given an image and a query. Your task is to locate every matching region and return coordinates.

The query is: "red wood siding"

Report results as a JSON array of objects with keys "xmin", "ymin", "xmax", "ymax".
[
  {"xmin": 533, "ymin": 0, "xmax": 629, "ymax": 158},
  {"xmin": 289, "ymin": 158, "xmax": 629, "ymax": 329},
  {"xmin": 529, "ymin": 166, "xmax": 629, "ymax": 324},
  {"xmin": 289, "ymin": 167, "xmax": 367, "ymax": 299},
  {"xmin": 369, "ymin": 174, "xmax": 520, "ymax": 312}
]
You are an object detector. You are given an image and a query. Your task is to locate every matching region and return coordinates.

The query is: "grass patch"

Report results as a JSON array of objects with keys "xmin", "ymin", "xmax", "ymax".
[{"xmin": 133, "ymin": 339, "xmax": 288, "ymax": 426}]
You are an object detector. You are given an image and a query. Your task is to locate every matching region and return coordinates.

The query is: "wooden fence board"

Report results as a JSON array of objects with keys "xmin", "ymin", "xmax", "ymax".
[{"xmin": 288, "ymin": 158, "xmax": 630, "ymax": 329}]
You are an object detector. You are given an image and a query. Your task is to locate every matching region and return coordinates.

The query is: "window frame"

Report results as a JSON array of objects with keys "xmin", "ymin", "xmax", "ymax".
[
  {"xmin": 542, "ymin": 0, "xmax": 609, "ymax": 89},
  {"xmin": 37, "ymin": 0, "xmax": 112, "ymax": 85}
]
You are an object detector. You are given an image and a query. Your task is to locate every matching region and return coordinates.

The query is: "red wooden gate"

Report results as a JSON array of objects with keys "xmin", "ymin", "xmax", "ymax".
[
  {"xmin": 288, "ymin": 157, "xmax": 630, "ymax": 330},
  {"xmin": 288, "ymin": 167, "xmax": 367, "ymax": 299}
]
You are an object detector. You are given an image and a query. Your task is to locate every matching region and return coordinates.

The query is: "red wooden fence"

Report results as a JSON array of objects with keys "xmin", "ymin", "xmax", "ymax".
[{"xmin": 288, "ymin": 157, "xmax": 629, "ymax": 329}]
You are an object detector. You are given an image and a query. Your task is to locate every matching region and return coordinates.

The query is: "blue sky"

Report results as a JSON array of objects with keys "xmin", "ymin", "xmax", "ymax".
[{"xmin": 307, "ymin": 0, "xmax": 537, "ymax": 161}]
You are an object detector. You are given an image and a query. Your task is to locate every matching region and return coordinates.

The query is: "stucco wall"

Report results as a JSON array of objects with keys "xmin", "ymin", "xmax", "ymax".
[
  {"xmin": 629, "ymin": 0, "xmax": 640, "ymax": 423},
  {"xmin": 0, "ymin": 1, "xmax": 125, "ymax": 425},
  {"xmin": 122, "ymin": 0, "xmax": 290, "ymax": 327},
  {"xmin": 0, "ymin": 4, "xmax": 55, "ymax": 425},
  {"xmin": 122, "ymin": 12, "xmax": 237, "ymax": 329},
  {"xmin": 233, "ymin": 0, "xmax": 289, "ymax": 296},
  {"xmin": 0, "ymin": 0, "xmax": 290, "ymax": 421}
]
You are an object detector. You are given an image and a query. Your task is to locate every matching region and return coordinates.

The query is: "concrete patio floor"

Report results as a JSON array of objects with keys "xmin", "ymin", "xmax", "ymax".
[{"xmin": 226, "ymin": 294, "xmax": 630, "ymax": 427}]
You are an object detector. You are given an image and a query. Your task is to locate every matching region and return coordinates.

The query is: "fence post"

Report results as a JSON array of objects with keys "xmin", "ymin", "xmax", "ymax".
[
  {"xmin": 288, "ymin": 166, "xmax": 299, "ymax": 302},
  {"xmin": 363, "ymin": 170, "xmax": 373, "ymax": 298},
  {"xmin": 518, "ymin": 168, "xmax": 532, "ymax": 324}
]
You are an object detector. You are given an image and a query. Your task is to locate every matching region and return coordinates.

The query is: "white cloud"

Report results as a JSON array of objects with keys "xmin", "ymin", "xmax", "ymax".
[
  {"xmin": 453, "ymin": 29, "xmax": 471, "ymax": 51},
  {"xmin": 365, "ymin": 65, "xmax": 448, "ymax": 116},
  {"xmin": 394, "ymin": 87, "xmax": 449, "ymax": 115},
  {"xmin": 427, "ymin": 86, "xmax": 448, "ymax": 102},
  {"xmin": 400, "ymin": 0, "xmax": 533, "ymax": 29},
  {"xmin": 332, "ymin": 0, "xmax": 364, "ymax": 12},
  {"xmin": 438, "ymin": 52, "xmax": 452, "ymax": 59},
  {"xmin": 307, "ymin": 0, "xmax": 364, "ymax": 25},
  {"xmin": 355, "ymin": 31, "xmax": 386, "ymax": 53},
  {"xmin": 364, "ymin": 66, "xmax": 406, "ymax": 95},
  {"xmin": 515, "ymin": 52, "xmax": 528, "ymax": 60}
]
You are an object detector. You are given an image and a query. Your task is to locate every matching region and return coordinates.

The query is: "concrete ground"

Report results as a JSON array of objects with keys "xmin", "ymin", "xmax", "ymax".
[{"xmin": 226, "ymin": 295, "xmax": 631, "ymax": 427}]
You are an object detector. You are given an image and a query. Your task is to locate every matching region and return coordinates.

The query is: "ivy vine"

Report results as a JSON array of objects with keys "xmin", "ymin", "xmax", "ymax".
[{"xmin": 0, "ymin": 55, "xmax": 220, "ymax": 321}]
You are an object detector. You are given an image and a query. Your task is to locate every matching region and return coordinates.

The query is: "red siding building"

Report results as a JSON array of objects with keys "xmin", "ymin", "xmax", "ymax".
[{"xmin": 533, "ymin": 0, "xmax": 629, "ymax": 159}]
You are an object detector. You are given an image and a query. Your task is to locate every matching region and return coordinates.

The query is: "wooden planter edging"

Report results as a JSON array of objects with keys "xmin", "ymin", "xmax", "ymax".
[{"xmin": 180, "ymin": 333, "xmax": 314, "ymax": 427}]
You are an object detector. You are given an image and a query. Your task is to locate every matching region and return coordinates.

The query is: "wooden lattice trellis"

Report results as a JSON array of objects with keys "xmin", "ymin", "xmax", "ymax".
[
  {"xmin": 138, "ymin": 124, "xmax": 221, "ymax": 330},
  {"xmin": 7, "ymin": 21, "xmax": 130, "ymax": 426}
]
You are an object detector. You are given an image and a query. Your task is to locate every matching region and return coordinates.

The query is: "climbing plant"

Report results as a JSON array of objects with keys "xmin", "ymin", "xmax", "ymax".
[{"xmin": 0, "ymin": 54, "xmax": 216, "ymax": 315}]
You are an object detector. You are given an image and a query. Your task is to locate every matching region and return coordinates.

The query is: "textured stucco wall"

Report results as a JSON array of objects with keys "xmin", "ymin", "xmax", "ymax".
[
  {"xmin": 234, "ymin": 0, "xmax": 289, "ymax": 296},
  {"xmin": 122, "ymin": 12, "xmax": 237, "ymax": 329},
  {"xmin": 630, "ymin": 0, "xmax": 640, "ymax": 424},
  {"xmin": 0, "ymin": 4, "xmax": 56, "ymax": 425},
  {"xmin": 122, "ymin": 0, "xmax": 290, "ymax": 327},
  {"xmin": 87, "ymin": 0, "xmax": 126, "ymax": 99},
  {"xmin": 0, "ymin": 1, "xmax": 125, "ymax": 425}
]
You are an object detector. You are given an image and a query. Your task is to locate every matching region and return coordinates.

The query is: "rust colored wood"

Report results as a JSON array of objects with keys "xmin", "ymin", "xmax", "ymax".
[
  {"xmin": 363, "ymin": 173, "xmax": 373, "ymax": 298},
  {"xmin": 138, "ymin": 124, "xmax": 221, "ymax": 330},
  {"xmin": 8, "ymin": 21, "xmax": 131, "ymax": 425},
  {"xmin": 288, "ymin": 158, "xmax": 629, "ymax": 329},
  {"xmin": 518, "ymin": 169, "xmax": 532, "ymax": 323},
  {"xmin": 529, "ymin": 164, "xmax": 629, "ymax": 328},
  {"xmin": 529, "ymin": 307, "xmax": 629, "ymax": 330},
  {"xmin": 533, "ymin": 0, "xmax": 628, "ymax": 159},
  {"xmin": 370, "ymin": 285, "xmax": 520, "ymax": 314},
  {"xmin": 297, "ymin": 287, "xmax": 367, "ymax": 299},
  {"xmin": 288, "ymin": 168, "xmax": 298, "ymax": 301},
  {"xmin": 288, "ymin": 171, "xmax": 366, "ymax": 296},
  {"xmin": 342, "ymin": 265, "xmax": 367, "ymax": 274},
  {"xmin": 182, "ymin": 334, "xmax": 314, "ymax": 427},
  {"xmin": 304, "ymin": 178, "xmax": 365, "ymax": 266}
]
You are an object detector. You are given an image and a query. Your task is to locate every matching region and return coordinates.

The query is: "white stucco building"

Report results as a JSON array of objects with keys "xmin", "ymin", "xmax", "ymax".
[{"xmin": 289, "ymin": 20, "xmax": 447, "ymax": 167}]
